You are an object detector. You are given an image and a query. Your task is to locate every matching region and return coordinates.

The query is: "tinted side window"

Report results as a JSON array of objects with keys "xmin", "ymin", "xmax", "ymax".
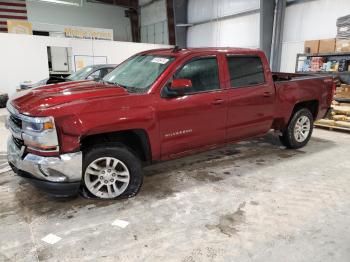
[
  {"xmin": 89, "ymin": 69, "xmax": 102, "ymax": 80},
  {"xmin": 226, "ymin": 56, "xmax": 265, "ymax": 87},
  {"xmin": 99, "ymin": 68, "xmax": 109, "ymax": 78},
  {"xmin": 174, "ymin": 57, "xmax": 220, "ymax": 93},
  {"xmin": 106, "ymin": 68, "xmax": 114, "ymax": 74}
]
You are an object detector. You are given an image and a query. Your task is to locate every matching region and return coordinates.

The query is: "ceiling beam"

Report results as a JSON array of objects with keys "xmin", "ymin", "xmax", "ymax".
[{"xmin": 87, "ymin": 0, "xmax": 138, "ymax": 9}]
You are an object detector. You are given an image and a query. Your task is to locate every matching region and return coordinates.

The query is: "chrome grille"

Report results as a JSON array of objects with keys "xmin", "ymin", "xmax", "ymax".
[
  {"xmin": 10, "ymin": 114, "xmax": 22, "ymax": 129},
  {"xmin": 12, "ymin": 136, "xmax": 24, "ymax": 149}
]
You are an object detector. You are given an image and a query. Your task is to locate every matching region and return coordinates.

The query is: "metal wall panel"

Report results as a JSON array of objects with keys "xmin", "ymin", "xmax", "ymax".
[
  {"xmin": 187, "ymin": 12, "xmax": 260, "ymax": 48},
  {"xmin": 188, "ymin": 0, "xmax": 259, "ymax": 24}
]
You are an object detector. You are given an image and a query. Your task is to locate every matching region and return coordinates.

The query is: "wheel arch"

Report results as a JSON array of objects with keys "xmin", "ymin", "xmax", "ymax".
[
  {"xmin": 291, "ymin": 100, "xmax": 319, "ymax": 120},
  {"xmin": 273, "ymin": 99, "xmax": 319, "ymax": 132},
  {"xmin": 80, "ymin": 129, "xmax": 152, "ymax": 164}
]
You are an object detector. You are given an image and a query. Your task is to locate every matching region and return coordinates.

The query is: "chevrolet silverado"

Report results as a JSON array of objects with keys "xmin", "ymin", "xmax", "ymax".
[{"xmin": 6, "ymin": 48, "xmax": 335, "ymax": 199}]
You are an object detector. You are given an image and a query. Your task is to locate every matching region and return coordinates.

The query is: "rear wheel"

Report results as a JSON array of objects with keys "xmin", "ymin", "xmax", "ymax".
[
  {"xmin": 82, "ymin": 143, "xmax": 143, "ymax": 199},
  {"xmin": 279, "ymin": 108, "xmax": 313, "ymax": 149}
]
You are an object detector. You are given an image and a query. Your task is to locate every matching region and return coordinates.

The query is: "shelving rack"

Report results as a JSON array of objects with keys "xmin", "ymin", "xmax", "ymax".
[
  {"xmin": 295, "ymin": 52, "xmax": 350, "ymax": 104},
  {"xmin": 295, "ymin": 52, "xmax": 350, "ymax": 77}
]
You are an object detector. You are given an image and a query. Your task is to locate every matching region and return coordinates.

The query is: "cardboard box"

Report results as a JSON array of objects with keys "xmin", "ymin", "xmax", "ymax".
[
  {"xmin": 335, "ymin": 84, "xmax": 350, "ymax": 99},
  {"xmin": 336, "ymin": 39, "xmax": 350, "ymax": 52},
  {"xmin": 304, "ymin": 40, "xmax": 319, "ymax": 54},
  {"xmin": 319, "ymin": 38, "xmax": 336, "ymax": 53}
]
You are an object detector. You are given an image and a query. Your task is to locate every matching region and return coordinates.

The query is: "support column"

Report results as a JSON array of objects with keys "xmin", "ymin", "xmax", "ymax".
[
  {"xmin": 270, "ymin": 0, "xmax": 287, "ymax": 71},
  {"xmin": 125, "ymin": 7, "xmax": 140, "ymax": 42},
  {"xmin": 172, "ymin": 0, "xmax": 188, "ymax": 48},
  {"xmin": 166, "ymin": 0, "xmax": 176, "ymax": 45},
  {"xmin": 260, "ymin": 0, "xmax": 275, "ymax": 61}
]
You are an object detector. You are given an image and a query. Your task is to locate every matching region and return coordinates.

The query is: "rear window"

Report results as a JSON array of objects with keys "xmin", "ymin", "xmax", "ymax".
[{"xmin": 226, "ymin": 56, "xmax": 265, "ymax": 87}]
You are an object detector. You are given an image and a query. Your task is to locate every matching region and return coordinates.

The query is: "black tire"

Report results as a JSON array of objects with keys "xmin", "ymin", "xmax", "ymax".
[
  {"xmin": 82, "ymin": 143, "xmax": 143, "ymax": 199},
  {"xmin": 0, "ymin": 93, "xmax": 8, "ymax": 108},
  {"xmin": 279, "ymin": 108, "xmax": 314, "ymax": 149}
]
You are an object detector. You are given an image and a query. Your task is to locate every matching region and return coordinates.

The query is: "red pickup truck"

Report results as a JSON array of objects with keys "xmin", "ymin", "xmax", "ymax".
[{"xmin": 6, "ymin": 47, "xmax": 334, "ymax": 199}]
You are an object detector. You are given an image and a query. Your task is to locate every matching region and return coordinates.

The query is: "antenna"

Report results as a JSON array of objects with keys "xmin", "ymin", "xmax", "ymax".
[{"xmin": 172, "ymin": 46, "xmax": 181, "ymax": 53}]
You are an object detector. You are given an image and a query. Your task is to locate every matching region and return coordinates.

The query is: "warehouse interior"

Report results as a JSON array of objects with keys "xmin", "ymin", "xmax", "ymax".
[{"xmin": 1, "ymin": 0, "xmax": 350, "ymax": 261}]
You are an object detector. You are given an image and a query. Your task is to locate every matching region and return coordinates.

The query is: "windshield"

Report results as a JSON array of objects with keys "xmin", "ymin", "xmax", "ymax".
[
  {"xmin": 67, "ymin": 66, "xmax": 94, "ymax": 81},
  {"xmin": 103, "ymin": 55, "xmax": 175, "ymax": 92}
]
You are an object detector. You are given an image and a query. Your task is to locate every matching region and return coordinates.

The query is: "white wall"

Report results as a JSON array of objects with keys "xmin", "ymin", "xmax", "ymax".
[
  {"xmin": 186, "ymin": 0, "xmax": 260, "ymax": 48},
  {"xmin": 26, "ymin": 0, "xmax": 132, "ymax": 42},
  {"xmin": 187, "ymin": 13, "xmax": 260, "ymax": 48},
  {"xmin": 188, "ymin": 0, "xmax": 259, "ymax": 24},
  {"xmin": 139, "ymin": 0, "xmax": 169, "ymax": 44},
  {"xmin": 280, "ymin": 0, "xmax": 350, "ymax": 72},
  {"xmin": 0, "ymin": 33, "xmax": 171, "ymax": 96}
]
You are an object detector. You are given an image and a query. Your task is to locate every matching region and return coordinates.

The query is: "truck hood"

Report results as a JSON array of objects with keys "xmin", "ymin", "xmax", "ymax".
[{"xmin": 11, "ymin": 80, "xmax": 129, "ymax": 115}]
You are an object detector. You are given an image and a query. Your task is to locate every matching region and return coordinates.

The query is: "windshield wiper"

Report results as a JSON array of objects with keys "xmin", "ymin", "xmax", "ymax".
[
  {"xmin": 101, "ymin": 80, "xmax": 116, "ymax": 85},
  {"xmin": 101, "ymin": 80, "xmax": 130, "ymax": 90}
]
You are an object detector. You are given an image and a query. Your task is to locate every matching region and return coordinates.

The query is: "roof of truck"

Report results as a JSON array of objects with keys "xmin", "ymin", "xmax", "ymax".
[{"xmin": 141, "ymin": 47, "xmax": 263, "ymax": 57}]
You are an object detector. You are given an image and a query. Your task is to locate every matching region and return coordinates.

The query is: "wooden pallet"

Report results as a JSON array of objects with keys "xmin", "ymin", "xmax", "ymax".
[{"xmin": 315, "ymin": 123, "xmax": 350, "ymax": 133}]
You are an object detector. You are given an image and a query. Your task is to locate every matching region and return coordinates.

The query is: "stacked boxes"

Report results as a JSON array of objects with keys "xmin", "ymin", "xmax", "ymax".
[
  {"xmin": 319, "ymin": 39, "xmax": 336, "ymax": 53},
  {"xmin": 304, "ymin": 39, "xmax": 336, "ymax": 54},
  {"xmin": 335, "ymin": 84, "xmax": 350, "ymax": 99},
  {"xmin": 316, "ymin": 84, "xmax": 350, "ymax": 130},
  {"xmin": 336, "ymin": 14, "xmax": 350, "ymax": 52},
  {"xmin": 304, "ymin": 40, "xmax": 320, "ymax": 53},
  {"xmin": 316, "ymin": 105, "xmax": 350, "ymax": 130},
  {"xmin": 337, "ymin": 14, "xmax": 350, "ymax": 39},
  {"xmin": 336, "ymin": 39, "xmax": 350, "ymax": 52}
]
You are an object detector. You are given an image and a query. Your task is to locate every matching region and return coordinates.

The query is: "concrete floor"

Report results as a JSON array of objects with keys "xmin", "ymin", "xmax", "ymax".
[{"xmin": 1, "ymin": 110, "xmax": 350, "ymax": 262}]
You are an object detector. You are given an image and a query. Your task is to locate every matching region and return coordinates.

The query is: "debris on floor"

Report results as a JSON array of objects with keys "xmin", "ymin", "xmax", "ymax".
[
  {"xmin": 41, "ymin": 234, "xmax": 62, "ymax": 245},
  {"xmin": 111, "ymin": 219, "xmax": 130, "ymax": 228}
]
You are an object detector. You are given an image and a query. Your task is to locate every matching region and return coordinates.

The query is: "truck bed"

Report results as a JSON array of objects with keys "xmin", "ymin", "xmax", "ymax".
[
  {"xmin": 272, "ymin": 72, "xmax": 327, "ymax": 82},
  {"xmin": 271, "ymin": 72, "xmax": 334, "ymax": 130}
]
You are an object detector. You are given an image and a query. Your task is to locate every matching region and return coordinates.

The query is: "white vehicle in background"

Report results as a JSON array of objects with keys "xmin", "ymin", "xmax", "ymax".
[{"xmin": 20, "ymin": 64, "xmax": 118, "ymax": 90}]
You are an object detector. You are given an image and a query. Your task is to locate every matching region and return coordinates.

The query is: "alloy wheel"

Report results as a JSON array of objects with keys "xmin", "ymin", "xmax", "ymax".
[
  {"xmin": 84, "ymin": 157, "xmax": 130, "ymax": 199},
  {"xmin": 294, "ymin": 115, "xmax": 311, "ymax": 143}
]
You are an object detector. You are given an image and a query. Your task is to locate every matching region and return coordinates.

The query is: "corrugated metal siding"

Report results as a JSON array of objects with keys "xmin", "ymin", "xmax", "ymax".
[{"xmin": 0, "ymin": 0, "xmax": 27, "ymax": 32}]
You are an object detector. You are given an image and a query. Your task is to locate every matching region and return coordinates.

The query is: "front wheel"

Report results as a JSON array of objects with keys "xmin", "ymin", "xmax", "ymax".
[
  {"xmin": 279, "ymin": 108, "xmax": 314, "ymax": 149},
  {"xmin": 82, "ymin": 143, "xmax": 143, "ymax": 199}
]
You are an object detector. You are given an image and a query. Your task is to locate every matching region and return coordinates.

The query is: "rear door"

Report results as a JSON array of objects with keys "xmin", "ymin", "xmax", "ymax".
[
  {"xmin": 224, "ymin": 54, "xmax": 275, "ymax": 142},
  {"xmin": 157, "ymin": 54, "xmax": 227, "ymax": 159}
]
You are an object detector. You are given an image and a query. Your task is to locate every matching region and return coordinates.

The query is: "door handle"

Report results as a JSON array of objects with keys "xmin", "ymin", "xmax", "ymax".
[
  {"xmin": 212, "ymin": 99, "xmax": 224, "ymax": 105},
  {"xmin": 263, "ymin": 91, "xmax": 273, "ymax": 97}
]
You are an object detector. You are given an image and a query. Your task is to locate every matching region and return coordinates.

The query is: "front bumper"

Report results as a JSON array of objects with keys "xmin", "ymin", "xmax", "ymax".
[{"xmin": 7, "ymin": 137, "xmax": 82, "ymax": 197}]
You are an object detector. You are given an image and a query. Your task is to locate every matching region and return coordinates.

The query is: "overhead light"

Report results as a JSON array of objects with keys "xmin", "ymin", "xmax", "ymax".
[
  {"xmin": 32, "ymin": 0, "xmax": 80, "ymax": 6},
  {"xmin": 176, "ymin": 24, "xmax": 193, "ymax": 27}
]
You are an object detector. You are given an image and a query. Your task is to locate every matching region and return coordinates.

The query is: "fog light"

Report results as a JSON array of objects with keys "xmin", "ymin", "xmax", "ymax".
[{"xmin": 38, "ymin": 165, "xmax": 68, "ymax": 182}]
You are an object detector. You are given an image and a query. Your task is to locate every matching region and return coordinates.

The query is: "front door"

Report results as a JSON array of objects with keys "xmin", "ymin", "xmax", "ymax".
[{"xmin": 157, "ymin": 55, "xmax": 227, "ymax": 159}]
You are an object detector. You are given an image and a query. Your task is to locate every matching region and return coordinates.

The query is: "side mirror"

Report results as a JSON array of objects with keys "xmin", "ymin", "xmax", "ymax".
[
  {"xmin": 170, "ymin": 78, "xmax": 192, "ymax": 90},
  {"xmin": 162, "ymin": 79, "xmax": 192, "ymax": 98}
]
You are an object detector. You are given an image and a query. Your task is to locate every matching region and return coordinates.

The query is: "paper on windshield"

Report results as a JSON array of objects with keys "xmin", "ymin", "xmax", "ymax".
[{"xmin": 151, "ymin": 57, "xmax": 169, "ymax": 64}]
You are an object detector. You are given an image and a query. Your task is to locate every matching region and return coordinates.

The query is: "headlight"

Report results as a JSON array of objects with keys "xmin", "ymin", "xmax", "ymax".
[
  {"xmin": 21, "ymin": 116, "xmax": 59, "ymax": 151},
  {"xmin": 22, "ymin": 116, "xmax": 54, "ymax": 132}
]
